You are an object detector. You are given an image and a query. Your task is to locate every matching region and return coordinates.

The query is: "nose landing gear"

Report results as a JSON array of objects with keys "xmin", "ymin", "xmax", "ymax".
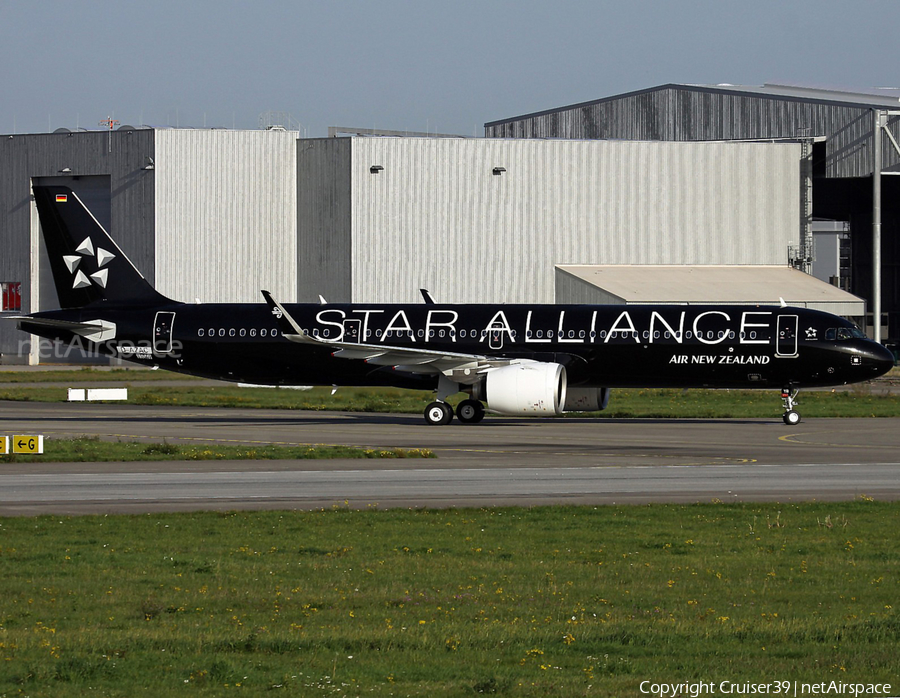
[{"xmin": 781, "ymin": 385, "xmax": 801, "ymax": 425}]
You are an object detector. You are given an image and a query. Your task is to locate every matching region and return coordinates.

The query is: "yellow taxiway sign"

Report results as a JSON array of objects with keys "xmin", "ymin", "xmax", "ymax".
[{"xmin": 11, "ymin": 435, "xmax": 44, "ymax": 454}]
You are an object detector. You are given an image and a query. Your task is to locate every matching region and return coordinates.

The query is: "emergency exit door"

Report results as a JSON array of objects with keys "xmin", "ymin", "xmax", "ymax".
[
  {"xmin": 153, "ymin": 312, "xmax": 176, "ymax": 354},
  {"xmin": 776, "ymin": 315, "xmax": 798, "ymax": 358}
]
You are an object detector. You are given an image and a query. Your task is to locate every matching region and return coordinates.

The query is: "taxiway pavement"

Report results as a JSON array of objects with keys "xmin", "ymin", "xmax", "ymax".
[{"xmin": 1, "ymin": 402, "xmax": 899, "ymax": 514}]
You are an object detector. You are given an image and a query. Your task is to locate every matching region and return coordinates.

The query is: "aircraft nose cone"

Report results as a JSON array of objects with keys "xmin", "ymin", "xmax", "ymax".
[{"xmin": 867, "ymin": 343, "xmax": 896, "ymax": 377}]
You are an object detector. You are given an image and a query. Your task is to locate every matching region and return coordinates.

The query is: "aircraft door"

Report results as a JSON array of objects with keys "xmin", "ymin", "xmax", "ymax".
[
  {"xmin": 343, "ymin": 319, "xmax": 361, "ymax": 343},
  {"xmin": 489, "ymin": 322, "xmax": 505, "ymax": 350},
  {"xmin": 776, "ymin": 315, "xmax": 798, "ymax": 357},
  {"xmin": 153, "ymin": 311, "xmax": 176, "ymax": 354}
]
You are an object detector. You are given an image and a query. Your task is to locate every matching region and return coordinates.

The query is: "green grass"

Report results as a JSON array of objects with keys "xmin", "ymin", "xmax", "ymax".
[
  {"xmin": 0, "ymin": 502, "xmax": 897, "ymax": 696},
  {"xmin": 595, "ymin": 387, "xmax": 900, "ymax": 418},
  {"xmin": 0, "ymin": 368, "xmax": 202, "ymax": 383},
  {"xmin": 2, "ymin": 383, "xmax": 900, "ymax": 418},
  {"xmin": 0, "ymin": 436, "xmax": 435, "ymax": 463}
]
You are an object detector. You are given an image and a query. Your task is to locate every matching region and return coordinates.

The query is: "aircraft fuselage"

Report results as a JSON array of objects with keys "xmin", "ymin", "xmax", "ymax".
[{"xmin": 22, "ymin": 301, "xmax": 891, "ymax": 391}]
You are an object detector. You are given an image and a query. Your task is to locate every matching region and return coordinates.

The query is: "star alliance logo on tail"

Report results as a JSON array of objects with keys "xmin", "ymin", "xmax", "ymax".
[{"xmin": 63, "ymin": 237, "xmax": 116, "ymax": 289}]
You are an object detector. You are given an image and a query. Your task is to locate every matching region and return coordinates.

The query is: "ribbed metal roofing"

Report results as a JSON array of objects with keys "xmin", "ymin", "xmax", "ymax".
[
  {"xmin": 485, "ymin": 83, "xmax": 900, "ymax": 179},
  {"xmin": 556, "ymin": 265, "xmax": 864, "ymax": 315},
  {"xmin": 485, "ymin": 83, "xmax": 900, "ymax": 127}
]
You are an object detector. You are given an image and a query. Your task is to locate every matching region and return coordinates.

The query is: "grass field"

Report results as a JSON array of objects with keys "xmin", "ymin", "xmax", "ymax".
[
  {"xmin": 2, "ymin": 382, "xmax": 900, "ymax": 418},
  {"xmin": 0, "ymin": 436, "xmax": 434, "ymax": 464},
  {"xmin": 0, "ymin": 502, "xmax": 898, "ymax": 696},
  {"xmin": 0, "ymin": 368, "xmax": 201, "ymax": 383}
]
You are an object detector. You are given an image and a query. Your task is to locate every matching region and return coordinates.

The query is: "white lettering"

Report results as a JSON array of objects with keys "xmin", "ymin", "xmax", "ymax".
[
  {"xmin": 693, "ymin": 310, "xmax": 730, "ymax": 345},
  {"xmin": 605, "ymin": 311, "xmax": 639, "ymax": 343},
  {"xmin": 351, "ymin": 309, "xmax": 384, "ymax": 341},
  {"xmin": 481, "ymin": 310, "xmax": 514, "ymax": 344},
  {"xmin": 425, "ymin": 309, "xmax": 458, "ymax": 343},
  {"xmin": 556, "ymin": 310, "xmax": 583, "ymax": 343},
  {"xmin": 650, "ymin": 310, "xmax": 684, "ymax": 344},
  {"xmin": 382, "ymin": 310, "xmax": 415, "ymax": 342},
  {"xmin": 316, "ymin": 309, "xmax": 347, "ymax": 340},
  {"xmin": 524, "ymin": 310, "xmax": 551, "ymax": 343},
  {"xmin": 740, "ymin": 311, "xmax": 772, "ymax": 345}
]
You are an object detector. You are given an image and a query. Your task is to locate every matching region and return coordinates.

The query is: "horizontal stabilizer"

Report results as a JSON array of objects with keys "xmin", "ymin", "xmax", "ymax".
[{"xmin": 9, "ymin": 316, "xmax": 117, "ymax": 342}]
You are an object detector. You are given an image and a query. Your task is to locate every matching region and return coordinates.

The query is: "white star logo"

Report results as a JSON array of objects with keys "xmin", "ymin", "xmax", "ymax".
[
  {"xmin": 805, "ymin": 327, "xmax": 818, "ymax": 339},
  {"xmin": 65, "ymin": 237, "xmax": 116, "ymax": 290}
]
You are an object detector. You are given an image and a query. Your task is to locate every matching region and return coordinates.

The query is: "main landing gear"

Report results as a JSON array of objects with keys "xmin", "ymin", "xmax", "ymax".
[
  {"xmin": 424, "ymin": 399, "xmax": 485, "ymax": 425},
  {"xmin": 781, "ymin": 385, "xmax": 801, "ymax": 425}
]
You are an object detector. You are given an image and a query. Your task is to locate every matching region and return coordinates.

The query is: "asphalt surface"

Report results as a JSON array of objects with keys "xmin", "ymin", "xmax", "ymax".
[{"xmin": 2, "ymin": 401, "xmax": 899, "ymax": 514}]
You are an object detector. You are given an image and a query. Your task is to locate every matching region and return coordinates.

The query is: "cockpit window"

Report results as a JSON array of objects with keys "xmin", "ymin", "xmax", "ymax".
[{"xmin": 826, "ymin": 326, "xmax": 866, "ymax": 341}]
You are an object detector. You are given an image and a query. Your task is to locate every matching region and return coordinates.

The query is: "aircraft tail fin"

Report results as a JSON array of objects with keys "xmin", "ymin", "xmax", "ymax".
[{"xmin": 32, "ymin": 185, "xmax": 170, "ymax": 309}]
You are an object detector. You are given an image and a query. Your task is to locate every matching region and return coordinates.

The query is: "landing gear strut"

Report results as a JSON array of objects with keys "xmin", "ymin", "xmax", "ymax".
[{"xmin": 781, "ymin": 385, "xmax": 801, "ymax": 425}]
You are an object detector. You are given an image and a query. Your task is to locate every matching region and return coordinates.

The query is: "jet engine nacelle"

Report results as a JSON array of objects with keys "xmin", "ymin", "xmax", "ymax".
[
  {"xmin": 563, "ymin": 387, "xmax": 610, "ymax": 412},
  {"xmin": 484, "ymin": 362, "xmax": 567, "ymax": 416}
]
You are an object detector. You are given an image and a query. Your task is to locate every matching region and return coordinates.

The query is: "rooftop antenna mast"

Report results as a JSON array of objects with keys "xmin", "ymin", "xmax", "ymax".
[
  {"xmin": 99, "ymin": 116, "xmax": 119, "ymax": 152},
  {"xmin": 258, "ymin": 111, "xmax": 300, "ymax": 131}
]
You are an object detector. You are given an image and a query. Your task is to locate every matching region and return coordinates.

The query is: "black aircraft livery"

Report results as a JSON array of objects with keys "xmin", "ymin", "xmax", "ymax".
[{"xmin": 11, "ymin": 186, "xmax": 895, "ymax": 425}]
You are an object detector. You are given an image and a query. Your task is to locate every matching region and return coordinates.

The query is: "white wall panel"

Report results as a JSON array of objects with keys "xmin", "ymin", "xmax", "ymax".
[
  {"xmin": 154, "ymin": 129, "xmax": 297, "ymax": 303},
  {"xmin": 329, "ymin": 138, "xmax": 799, "ymax": 304}
]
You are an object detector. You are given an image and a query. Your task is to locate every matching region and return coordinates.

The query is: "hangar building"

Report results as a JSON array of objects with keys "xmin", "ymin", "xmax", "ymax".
[
  {"xmin": 0, "ymin": 120, "xmax": 863, "ymax": 364},
  {"xmin": 485, "ymin": 83, "xmax": 900, "ymax": 338},
  {"xmin": 298, "ymin": 136, "xmax": 806, "ymax": 304},
  {"xmin": 0, "ymin": 127, "xmax": 297, "ymax": 363}
]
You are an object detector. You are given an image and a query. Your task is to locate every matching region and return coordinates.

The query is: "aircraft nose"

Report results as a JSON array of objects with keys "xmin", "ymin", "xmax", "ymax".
[{"xmin": 868, "ymin": 343, "xmax": 896, "ymax": 377}]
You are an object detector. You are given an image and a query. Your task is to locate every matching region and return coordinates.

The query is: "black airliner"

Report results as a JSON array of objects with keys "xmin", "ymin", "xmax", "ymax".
[{"xmin": 10, "ymin": 185, "xmax": 895, "ymax": 426}]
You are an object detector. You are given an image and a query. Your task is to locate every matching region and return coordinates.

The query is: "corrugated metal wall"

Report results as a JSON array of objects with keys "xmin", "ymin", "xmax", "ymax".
[
  {"xmin": 154, "ymin": 129, "xmax": 298, "ymax": 303},
  {"xmin": 485, "ymin": 86, "xmax": 900, "ymax": 178},
  {"xmin": 298, "ymin": 137, "xmax": 798, "ymax": 304}
]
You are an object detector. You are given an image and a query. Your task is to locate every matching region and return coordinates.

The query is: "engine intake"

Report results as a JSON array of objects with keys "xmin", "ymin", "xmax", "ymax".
[{"xmin": 485, "ymin": 362, "xmax": 566, "ymax": 415}]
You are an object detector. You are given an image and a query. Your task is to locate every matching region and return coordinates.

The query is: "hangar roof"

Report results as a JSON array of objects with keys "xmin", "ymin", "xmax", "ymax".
[
  {"xmin": 692, "ymin": 83, "xmax": 900, "ymax": 108},
  {"xmin": 486, "ymin": 83, "xmax": 900, "ymax": 127},
  {"xmin": 485, "ymin": 82, "xmax": 900, "ymax": 179},
  {"xmin": 555, "ymin": 265, "xmax": 865, "ymax": 317}
]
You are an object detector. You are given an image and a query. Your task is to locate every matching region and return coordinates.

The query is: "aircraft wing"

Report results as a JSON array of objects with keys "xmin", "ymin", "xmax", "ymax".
[{"xmin": 260, "ymin": 291, "xmax": 508, "ymax": 382}]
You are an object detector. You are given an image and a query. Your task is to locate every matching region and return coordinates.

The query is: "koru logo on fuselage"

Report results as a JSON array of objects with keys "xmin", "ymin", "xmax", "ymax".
[{"xmin": 62, "ymin": 237, "xmax": 116, "ymax": 290}]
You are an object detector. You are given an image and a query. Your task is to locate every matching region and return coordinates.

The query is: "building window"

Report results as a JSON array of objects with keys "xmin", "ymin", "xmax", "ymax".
[{"xmin": 1, "ymin": 282, "xmax": 21, "ymax": 312}]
